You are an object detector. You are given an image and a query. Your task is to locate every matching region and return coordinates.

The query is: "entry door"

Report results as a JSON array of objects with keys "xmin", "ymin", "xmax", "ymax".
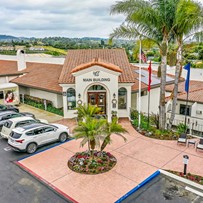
[{"xmin": 88, "ymin": 92, "xmax": 106, "ymax": 114}]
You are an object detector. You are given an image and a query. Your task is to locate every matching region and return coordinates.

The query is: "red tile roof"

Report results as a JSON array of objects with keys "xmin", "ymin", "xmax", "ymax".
[
  {"xmin": 71, "ymin": 58, "xmax": 122, "ymax": 73},
  {"xmin": 175, "ymin": 88, "xmax": 203, "ymax": 103},
  {"xmin": 0, "ymin": 60, "xmax": 25, "ymax": 76},
  {"xmin": 12, "ymin": 62, "xmax": 63, "ymax": 93},
  {"xmin": 165, "ymin": 80, "xmax": 202, "ymax": 93},
  {"xmin": 59, "ymin": 49, "xmax": 135, "ymax": 84}
]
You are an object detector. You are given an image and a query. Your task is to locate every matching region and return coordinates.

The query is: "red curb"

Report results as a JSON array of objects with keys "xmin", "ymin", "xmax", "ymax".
[{"xmin": 15, "ymin": 161, "xmax": 78, "ymax": 203}]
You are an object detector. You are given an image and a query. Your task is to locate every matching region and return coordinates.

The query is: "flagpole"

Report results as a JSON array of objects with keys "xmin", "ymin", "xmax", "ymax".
[
  {"xmin": 138, "ymin": 39, "xmax": 142, "ymax": 129},
  {"xmin": 184, "ymin": 92, "xmax": 189, "ymax": 133},
  {"xmin": 183, "ymin": 62, "xmax": 191, "ymax": 134},
  {"xmin": 147, "ymin": 90, "xmax": 150, "ymax": 128},
  {"xmin": 147, "ymin": 61, "xmax": 151, "ymax": 128}
]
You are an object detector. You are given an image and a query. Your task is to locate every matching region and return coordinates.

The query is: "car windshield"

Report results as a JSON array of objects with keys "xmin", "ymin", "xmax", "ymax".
[
  {"xmin": 10, "ymin": 131, "xmax": 22, "ymax": 139},
  {"xmin": 0, "ymin": 105, "xmax": 6, "ymax": 110},
  {"xmin": 4, "ymin": 121, "xmax": 13, "ymax": 128}
]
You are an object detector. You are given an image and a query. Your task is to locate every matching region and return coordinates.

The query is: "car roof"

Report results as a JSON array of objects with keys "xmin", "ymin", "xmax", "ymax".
[
  {"xmin": 7, "ymin": 116, "xmax": 35, "ymax": 123},
  {"xmin": 16, "ymin": 123, "xmax": 49, "ymax": 131},
  {"xmin": 0, "ymin": 111, "xmax": 18, "ymax": 116}
]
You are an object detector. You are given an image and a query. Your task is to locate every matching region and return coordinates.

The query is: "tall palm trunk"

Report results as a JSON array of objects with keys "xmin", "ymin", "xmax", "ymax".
[
  {"xmin": 168, "ymin": 40, "xmax": 182, "ymax": 129},
  {"xmin": 159, "ymin": 36, "xmax": 168, "ymax": 129}
]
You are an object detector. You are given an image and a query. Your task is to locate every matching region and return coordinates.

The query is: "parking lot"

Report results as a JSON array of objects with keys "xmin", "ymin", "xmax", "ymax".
[
  {"xmin": 0, "ymin": 104, "xmax": 71, "ymax": 203},
  {"xmin": 122, "ymin": 174, "xmax": 203, "ymax": 203}
]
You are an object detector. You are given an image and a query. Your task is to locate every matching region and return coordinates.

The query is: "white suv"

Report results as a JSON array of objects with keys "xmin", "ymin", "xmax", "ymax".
[
  {"xmin": 1, "ymin": 117, "xmax": 48, "ymax": 139},
  {"xmin": 8, "ymin": 123, "xmax": 69, "ymax": 154}
]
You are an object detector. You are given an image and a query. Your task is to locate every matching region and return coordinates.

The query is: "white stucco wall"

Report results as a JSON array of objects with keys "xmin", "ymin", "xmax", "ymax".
[
  {"xmin": 0, "ymin": 77, "xmax": 7, "ymax": 84},
  {"xmin": 166, "ymin": 99, "xmax": 203, "ymax": 135},
  {"xmin": 61, "ymin": 65, "xmax": 133, "ymax": 121},
  {"xmin": 135, "ymin": 87, "xmax": 160, "ymax": 114},
  {"xmin": 19, "ymin": 86, "xmax": 62, "ymax": 108}
]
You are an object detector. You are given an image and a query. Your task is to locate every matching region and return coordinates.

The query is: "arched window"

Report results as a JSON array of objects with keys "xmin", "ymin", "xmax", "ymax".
[
  {"xmin": 67, "ymin": 88, "xmax": 76, "ymax": 110},
  {"xmin": 118, "ymin": 88, "xmax": 127, "ymax": 109}
]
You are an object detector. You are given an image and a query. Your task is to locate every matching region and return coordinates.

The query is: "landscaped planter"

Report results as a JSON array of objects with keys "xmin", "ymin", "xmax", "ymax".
[
  {"xmin": 167, "ymin": 170, "xmax": 203, "ymax": 185},
  {"xmin": 68, "ymin": 150, "xmax": 117, "ymax": 175}
]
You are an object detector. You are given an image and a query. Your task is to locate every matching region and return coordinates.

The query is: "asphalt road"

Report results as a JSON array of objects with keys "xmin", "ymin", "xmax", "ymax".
[
  {"xmin": 0, "ymin": 136, "xmax": 71, "ymax": 203},
  {"xmin": 123, "ymin": 174, "xmax": 203, "ymax": 203}
]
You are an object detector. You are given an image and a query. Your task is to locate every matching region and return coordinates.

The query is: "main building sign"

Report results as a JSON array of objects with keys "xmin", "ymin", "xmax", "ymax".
[{"xmin": 83, "ymin": 71, "xmax": 110, "ymax": 82}]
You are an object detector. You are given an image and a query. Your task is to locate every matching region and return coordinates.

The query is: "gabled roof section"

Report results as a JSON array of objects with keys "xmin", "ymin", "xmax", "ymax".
[
  {"xmin": 12, "ymin": 62, "xmax": 63, "ymax": 93},
  {"xmin": 59, "ymin": 49, "xmax": 135, "ymax": 84},
  {"xmin": 71, "ymin": 57, "xmax": 122, "ymax": 74},
  {"xmin": 0, "ymin": 60, "xmax": 25, "ymax": 76}
]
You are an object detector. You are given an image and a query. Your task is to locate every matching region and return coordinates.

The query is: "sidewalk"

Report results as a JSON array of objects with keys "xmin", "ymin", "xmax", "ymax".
[{"xmin": 17, "ymin": 120, "xmax": 203, "ymax": 203}]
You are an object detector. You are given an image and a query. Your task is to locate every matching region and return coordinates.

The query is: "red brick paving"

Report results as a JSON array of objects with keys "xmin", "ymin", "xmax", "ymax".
[{"xmin": 18, "ymin": 119, "xmax": 203, "ymax": 203}]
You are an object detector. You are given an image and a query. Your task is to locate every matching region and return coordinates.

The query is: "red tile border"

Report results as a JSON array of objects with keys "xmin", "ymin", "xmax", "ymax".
[{"xmin": 15, "ymin": 161, "xmax": 78, "ymax": 203}]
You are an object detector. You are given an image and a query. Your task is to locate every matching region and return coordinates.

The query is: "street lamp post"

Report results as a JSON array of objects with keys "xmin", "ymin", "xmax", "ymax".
[{"xmin": 183, "ymin": 155, "xmax": 189, "ymax": 176}]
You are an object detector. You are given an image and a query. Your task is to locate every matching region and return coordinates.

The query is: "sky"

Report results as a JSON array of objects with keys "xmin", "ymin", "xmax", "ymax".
[{"xmin": 0, "ymin": 0, "xmax": 125, "ymax": 38}]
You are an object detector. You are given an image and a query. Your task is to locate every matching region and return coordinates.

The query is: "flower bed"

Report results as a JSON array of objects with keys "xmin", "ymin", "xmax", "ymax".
[
  {"xmin": 167, "ymin": 170, "xmax": 203, "ymax": 185},
  {"xmin": 68, "ymin": 150, "xmax": 117, "ymax": 175}
]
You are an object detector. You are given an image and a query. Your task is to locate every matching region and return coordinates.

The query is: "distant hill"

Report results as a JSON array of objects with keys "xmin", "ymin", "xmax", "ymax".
[{"xmin": 0, "ymin": 35, "xmax": 29, "ymax": 41}]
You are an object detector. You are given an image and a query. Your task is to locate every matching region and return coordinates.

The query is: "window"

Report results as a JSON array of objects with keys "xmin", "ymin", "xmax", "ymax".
[
  {"xmin": 33, "ymin": 128, "xmax": 44, "ymax": 135},
  {"xmin": 10, "ymin": 131, "xmax": 22, "ymax": 139},
  {"xmin": 43, "ymin": 127, "xmax": 55, "ymax": 133},
  {"xmin": 67, "ymin": 88, "xmax": 76, "ymax": 110},
  {"xmin": 179, "ymin": 104, "xmax": 191, "ymax": 116},
  {"xmin": 15, "ymin": 120, "xmax": 32, "ymax": 127},
  {"xmin": 4, "ymin": 121, "xmax": 13, "ymax": 128},
  {"xmin": 26, "ymin": 130, "xmax": 34, "ymax": 136},
  {"xmin": 141, "ymin": 91, "xmax": 148, "ymax": 96},
  {"xmin": 88, "ymin": 85, "xmax": 105, "ymax": 91},
  {"xmin": 118, "ymin": 88, "xmax": 127, "ymax": 109},
  {"xmin": 0, "ymin": 105, "xmax": 6, "ymax": 110}
]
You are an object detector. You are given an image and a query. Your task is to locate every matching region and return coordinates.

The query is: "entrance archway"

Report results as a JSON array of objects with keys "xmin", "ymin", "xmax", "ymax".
[{"xmin": 87, "ymin": 85, "xmax": 106, "ymax": 114}]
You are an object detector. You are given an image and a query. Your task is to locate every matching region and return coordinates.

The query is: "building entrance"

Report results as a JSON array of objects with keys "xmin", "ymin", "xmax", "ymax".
[{"xmin": 87, "ymin": 85, "xmax": 106, "ymax": 114}]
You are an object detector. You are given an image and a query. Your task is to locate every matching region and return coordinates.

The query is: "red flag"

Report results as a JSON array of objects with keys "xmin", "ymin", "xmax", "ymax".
[{"xmin": 148, "ymin": 61, "xmax": 152, "ymax": 92}]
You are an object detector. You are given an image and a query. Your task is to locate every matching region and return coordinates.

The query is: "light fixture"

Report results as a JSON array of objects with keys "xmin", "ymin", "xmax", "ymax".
[
  {"xmin": 78, "ymin": 93, "xmax": 81, "ymax": 99},
  {"xmin": 183, "ymin": 155, "xmax": 189, "ymax": 175},
  {"xmin": 113, "ymin": 93, "xmax": 116, "ymax": 98}
]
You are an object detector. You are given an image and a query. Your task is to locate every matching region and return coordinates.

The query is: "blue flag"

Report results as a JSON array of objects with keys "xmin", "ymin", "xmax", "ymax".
[{"xmin": 184, "ymin": 63, "xmax": 191, "ymax": 93}]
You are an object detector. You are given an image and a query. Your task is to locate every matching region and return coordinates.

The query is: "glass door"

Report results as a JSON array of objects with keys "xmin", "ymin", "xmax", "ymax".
[{"xmin": 88, "ymin": 92, "xmax": 106, "ymax": 114}]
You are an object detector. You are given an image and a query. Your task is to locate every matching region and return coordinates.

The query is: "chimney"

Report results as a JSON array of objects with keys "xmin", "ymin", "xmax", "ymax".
[{"xmin": 17, "ymin": 49, "xmax": 26, "ymax": 71}]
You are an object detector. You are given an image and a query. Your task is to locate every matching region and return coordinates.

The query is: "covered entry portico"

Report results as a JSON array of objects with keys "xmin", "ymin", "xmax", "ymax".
[{"xmin": 59, "ymin": 49, "xmax": 135, "ymax": 122}]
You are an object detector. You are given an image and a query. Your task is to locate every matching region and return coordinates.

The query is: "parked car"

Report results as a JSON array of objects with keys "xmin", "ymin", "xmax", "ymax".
[
  {"xmin": 0, "ymin": 111, "xmax": 35, "ymax": 130},
  {"xmin": 0, "ymin": 104, "xmax": 19, "ymax": 113},
  {"xmin": 8, "ymin": 123, "xmax": 69, "ymax": 154},
  {"xmin": 1, "ymin": 117, "xmax": 48, "ymax": 139}
]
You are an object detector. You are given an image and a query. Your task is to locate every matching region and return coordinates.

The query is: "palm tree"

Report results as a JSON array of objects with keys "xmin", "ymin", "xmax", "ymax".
[
  {"xmin": 168, "ymin": 0, "xmax": 203, "ymax": 129},
  {"xmin": 75, "ymin": 103, "xmax": 101, "ymax": 122},
  {"xmin": 111, "ymin": 0, "xmax": 179, "ymax": 129},
  {"xmin": 100, "ymin": 118, "xmax": 127, "ymax": 151},
  {"xmin": 73, "ymin": 117, "xmax": 105, "ymax": 159}
]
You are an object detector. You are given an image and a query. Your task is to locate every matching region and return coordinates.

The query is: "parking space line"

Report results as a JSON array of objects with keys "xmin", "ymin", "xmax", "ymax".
[{"xmin": 4, "ymin": 146, "xmax": 11, "ymax": 151}]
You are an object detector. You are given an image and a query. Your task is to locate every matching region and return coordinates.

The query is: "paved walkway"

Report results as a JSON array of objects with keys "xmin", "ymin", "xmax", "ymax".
[
  {"xmin": 18, "ymin": 104, "xmax": 63, "ymax": 123},
  {"xmin": 17, "ymin": 120, "xmax": 203, "ymax": 203}
]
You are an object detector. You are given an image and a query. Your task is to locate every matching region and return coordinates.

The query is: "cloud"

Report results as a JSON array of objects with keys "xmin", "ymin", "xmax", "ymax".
[{"xmin": 0, "ymin": 0, "xmax": 125, "ymax": 38}]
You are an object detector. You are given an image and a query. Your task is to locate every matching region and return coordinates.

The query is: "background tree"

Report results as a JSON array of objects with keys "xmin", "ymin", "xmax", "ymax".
[
  {"xmin": 110, "ymin": 0, "xmax": 178, "ymax": 129},
  {"xmin": 168, "ymin": 0, "xmax": 203, "ymax": 129}
]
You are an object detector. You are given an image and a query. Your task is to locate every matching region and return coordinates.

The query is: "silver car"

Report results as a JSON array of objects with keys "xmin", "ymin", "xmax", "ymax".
[{"xmin": 8, "ymin": 123, "xmax": 69, "ymax": 154}]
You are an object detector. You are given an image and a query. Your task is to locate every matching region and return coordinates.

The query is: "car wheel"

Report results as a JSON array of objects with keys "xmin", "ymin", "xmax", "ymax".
[
  {"xmin": 59, "ymin": 133, "xmax": 67, "ymax": 143},
  {"xmin": 26, "ymin": 143, "xmax": 37, "ymax": 154}
]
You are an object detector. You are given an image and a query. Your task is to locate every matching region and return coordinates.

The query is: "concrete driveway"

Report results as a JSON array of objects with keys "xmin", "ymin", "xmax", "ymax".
[
  {"xmin": 18, "ymin": 104, "xmax": 63, "ymax": 123},
  {"xmin": 16, "ymin": 120, "xmax": 203, "ymax": 203}
]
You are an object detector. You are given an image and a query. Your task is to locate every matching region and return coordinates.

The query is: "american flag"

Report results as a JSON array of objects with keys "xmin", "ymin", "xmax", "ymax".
[{"xmin": 139, "ymin": 50, "xmax": 147, "ymax": 63}]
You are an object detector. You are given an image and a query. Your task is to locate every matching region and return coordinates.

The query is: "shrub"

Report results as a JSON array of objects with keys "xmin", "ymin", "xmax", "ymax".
[
  {"xmin": 177, "ymin": 123, "xmax": 187, "ymax": 134},
  {"xmin": 21, "ymin": 94, "xmax": 63, "ymax": 116}
]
